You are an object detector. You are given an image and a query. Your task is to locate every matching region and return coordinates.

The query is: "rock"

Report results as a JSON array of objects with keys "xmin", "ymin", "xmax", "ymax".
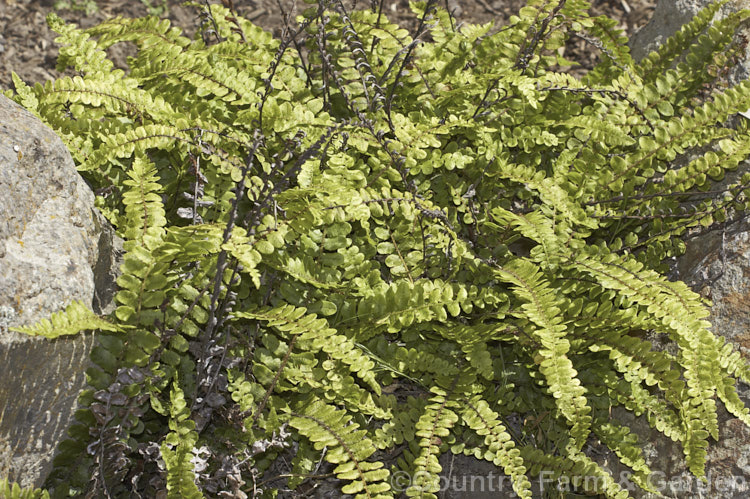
[{"xmin": 0, "ymin": 94, "xmax": 122, "ymax": 488}]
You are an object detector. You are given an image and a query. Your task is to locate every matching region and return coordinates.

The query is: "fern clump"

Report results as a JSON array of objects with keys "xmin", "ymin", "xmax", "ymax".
[{"xmin": 6, "ymin": 0, "xmax": 750, "ymax": 497}]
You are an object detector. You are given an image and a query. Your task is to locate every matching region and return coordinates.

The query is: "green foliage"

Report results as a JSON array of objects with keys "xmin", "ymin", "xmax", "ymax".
[
  {"xmin": 6, "ymin": 0, "xmax": 750, "ymax": 496},
  {"xmin": 290, "ymin": 399, "xmax": 391, "ymax": 497},
  {"xmin": 0, "ymin": 478, "xmax": 50, "ymax": 499},
  {"xmin": 9, "ymin": 300, "xmax": 122, "ymax": 338},
  {"xmin": 161, "ymin": 382, "xmax": 202, "ymax": 498}
]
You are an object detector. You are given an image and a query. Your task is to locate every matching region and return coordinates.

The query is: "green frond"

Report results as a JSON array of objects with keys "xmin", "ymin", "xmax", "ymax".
[
  {"xmin": 85, "ymin": 15, "xmax": 191, "ymax": 52},
  {"xmin": 568, "ymin": 248, "xmax": 723, "ymax": 475},
  {"xmin": 9, "ymin": 73, "xmax": 40, "ymax": 116},
  {"xmin": 0, "ymin": 478, "xmax": 51, "ymax": 499},
  {"xmin": 487, "ymin": 206, "xmax": 564, "ymax": 267},
  {"xmin": 289, "ymin": 399, "xmax": 392, "ymax": 499},
  {"xmin": 82, "ymin": 123, "xmax": 193, "ymax": 174},
  {"xmin": 365, "ymin": 335, "xmax": 461, "ymax": 380},
  {"xmin": 122, "ymin": 154, "xmax": 167, "ymax": 243},
  {"xmin": 635, "ymin": 0, "xmax": 729, "ymax": 81},
  {"xmin": 584, "ymin": 13, "xmax": 634, "ymax": 79},
  {"xmin": 520, "ymin": 446, "xmax": 633, "ymax": 499},
  {"xmin": 597, "ymin": 79, "xmax": 750, "ymax": 196},
  {"xmin": 565, "ymin": 452, "xmax": 633, "ymax": 499},
  {"xmin": 669, "ymin": 10, "xmax": 750, "ymax": 105},
  {"xmin": 374, "ymin": 396, "xmax": 427, "ymax": 449},
  {"xmin": 115, "ymin": 244, "xmax": 172, "ymax": 325},
  {"xmin": 161, "ymin": 381, "xmax": 202, "ymax": 499},
  {"xmin": 494, "ymin": 259, "xmax": 592, "ymax": 449},
  {"xmin": 587, "ymin": 328, "xmax": 681, "ymax": 395},
  {"xmin": 407, "ymin": 386, "xmax": 461, "ymax": 498},
  {"xmin": 345, "ymin": 279, "xmax": 478, "ymax": 339},
  {"xmin": 38, "ymin": 73, "xmax": 180, "ymax": 123},
  {"xmin": 592, "ymin": 418, "xmax": 656, "ymax": 493},
  {"xmin": 600, "ymin": 372, "xmax": 685, "ymax": 442},
  {"xmin": 47, "ymin": 12, "xmax": 114, "ymax": 76},
  {"xmin": 220, "ymin": 227, "xmax": 264, "ymax": 289},
  {"xmin": 715, "ymin": 339, "xmax": 750, "ymax": 425},
  {"xmin": 234, "ymin": 305, "xmax": 380, "ymax": 394},
  {"xmin": 135, "ymin": 51, "xmax": 260, "ymax": 106},
  {"xmin": 461, "ymin": 396, "xmax": 533, "ymax": 498},
  {"xmin": 10, "ymin": 300, "xmax": 122, "ymax": 338},
  {"xmin": 720, "ymin": 338, "xmax": 750, "ymax": 387},
  {"xmin": 492, "ymin": 161, "xmax": 596, "ymax": 229}
]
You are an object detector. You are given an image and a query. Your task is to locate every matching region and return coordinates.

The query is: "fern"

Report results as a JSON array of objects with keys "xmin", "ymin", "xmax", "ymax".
[
  {"xmin": 406, "ymin": 383, "xmax": 461, "ymax": 498},
  {"xmin": 635, "ymin": 0, "xmax": 728, "ymax": 82},
  {"xmin": 161, "ymin": 381, "xmax": 202, "ymax": 498},
  {"xmin": 6, "ymin": 0, "xmax": 750, "ymax": 497},
  {"xmin": 0, "ymin": 478, "xmax": 50, "ymax": 499},
  {"xmin": 10, "ymin": 300, "xmax": 122, "ymax": 338},
  {"xmin": 290, "ymin": 399, "xmax": 391, "ymax": 498},
  {"xmin": 460, "ymin": 396, "xmax": 534, "ymax": 498},
  {"xmin": 495, "ymin": 259, "xmax": 593, "ymax": 451}
]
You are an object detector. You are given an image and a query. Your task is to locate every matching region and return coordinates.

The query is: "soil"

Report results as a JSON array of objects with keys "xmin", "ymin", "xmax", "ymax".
[{"xmin": 0, "ymin": 0, "xmax": 656, "ymax": 91}]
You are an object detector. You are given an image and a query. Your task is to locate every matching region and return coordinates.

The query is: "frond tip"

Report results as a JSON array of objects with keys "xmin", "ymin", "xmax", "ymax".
[
  {"xmin": 10, "ymin": 300, "xmax": 122, "ymax": 338},
  {"xmin": 290, "ymin": 399, "xmax": 392, "ymax": 499}
]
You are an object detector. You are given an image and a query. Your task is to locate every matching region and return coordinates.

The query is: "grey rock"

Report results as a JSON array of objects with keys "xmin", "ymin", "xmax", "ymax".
[{"xmin": 0, "ymin": 94, "xmax": 122, "ymax": 488}]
